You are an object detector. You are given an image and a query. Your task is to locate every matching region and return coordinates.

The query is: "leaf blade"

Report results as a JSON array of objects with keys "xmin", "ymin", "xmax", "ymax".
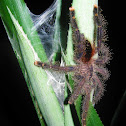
[{"xmin": 0, "ymin": 0, "xmax": 64, "ymax": 125}]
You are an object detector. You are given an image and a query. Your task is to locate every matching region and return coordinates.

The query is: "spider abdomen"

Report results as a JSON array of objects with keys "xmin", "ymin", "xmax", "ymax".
[{"xmin": 80, "ymin": 40, "xmax": 95, "ymax": 63}]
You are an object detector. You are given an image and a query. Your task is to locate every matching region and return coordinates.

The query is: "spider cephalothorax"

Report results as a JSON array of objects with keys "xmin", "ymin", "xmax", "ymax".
[{"xmin": 34, "ymin": 4, "xmax": 111, "ymax": 126}]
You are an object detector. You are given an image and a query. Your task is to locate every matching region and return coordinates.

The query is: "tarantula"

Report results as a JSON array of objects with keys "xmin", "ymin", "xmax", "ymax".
[{"xmin": 34, "ymin": 5, "xmax": 111, "ymax": 126}]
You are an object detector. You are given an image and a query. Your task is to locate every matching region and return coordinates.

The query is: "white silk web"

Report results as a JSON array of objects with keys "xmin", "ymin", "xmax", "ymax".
[{"xmin": 29, "ymin": 0, "xmax": 65, "ymax": 110}]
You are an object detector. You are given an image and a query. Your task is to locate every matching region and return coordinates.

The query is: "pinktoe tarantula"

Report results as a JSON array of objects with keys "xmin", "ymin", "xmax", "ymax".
[{"xmin": 34, "ymin": 5, "xmax": 111, "ymax": 126}]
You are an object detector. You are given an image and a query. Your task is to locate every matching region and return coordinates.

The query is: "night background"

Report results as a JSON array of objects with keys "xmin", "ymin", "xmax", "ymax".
[{"xmin": 0, "ymin": 0, "xmax": 125, "ymax": 126}]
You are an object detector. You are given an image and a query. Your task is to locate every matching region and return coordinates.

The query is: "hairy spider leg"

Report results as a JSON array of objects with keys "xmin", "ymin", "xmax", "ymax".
[
  {"xmin": 69, "ymin": 7, "xmax": 87, "ymax": 60},
  {"xmin": 93, "ymin": 5, "xmax": 102, "ymax": 55},
  {"xmin": 69, "ymin": 7, "xmax": 94, "ymax": 63},
  {"xmin": 34, "ymin": 61, "xmax": 76, "ymax": 72},
  {"xmin": 68, "ymin": 78, "xmax": 85, "ymax": 104},
  {"xmin": 82, "ymin": 86, "xmax": 91, "ymax": 126},
  {"xmin": 92, "ymin": 73, "xmax": 105, "ymax": 103},
  {"xmin": 69, "ymin": 7, "xmax": 82, "ymax": 43}
]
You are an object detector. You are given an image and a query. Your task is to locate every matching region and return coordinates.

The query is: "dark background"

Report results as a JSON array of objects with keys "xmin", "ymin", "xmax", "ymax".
[{"xmin": 0, "ymin": 0, "xmax": 125, "ymax": 126}]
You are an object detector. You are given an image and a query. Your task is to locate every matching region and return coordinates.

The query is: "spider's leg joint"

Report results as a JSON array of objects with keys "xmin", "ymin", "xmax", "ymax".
[
  {"xmin": 72, "ymin": 16, "xmax": 75, "ymax": 19},
  {"xmin": 94, "ymin": 4, "xmax": 98, "ymax": 9},
  {"xmin": 68, "ymin": 101, "xmax": 72, "ymax": 104},
  {"xmin": 34, "ymin": 61, "xmax": 44, "ymax": 67},
  {"xmin": 69, "ymin": 7, "xmax": 75, "ymax": 11}
]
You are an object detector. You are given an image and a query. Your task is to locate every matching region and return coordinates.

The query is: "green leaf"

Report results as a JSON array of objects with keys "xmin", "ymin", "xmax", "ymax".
[
  {"xmin": 87, "ymin": 102, "xmax": 103, "ymax": 126},
  {"xmin": 0, "ymin": 0, "xmax": 64, "ymax": 126}
]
